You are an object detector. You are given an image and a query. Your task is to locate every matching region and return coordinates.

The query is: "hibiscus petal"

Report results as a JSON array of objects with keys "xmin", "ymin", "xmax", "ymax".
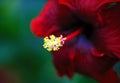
[
  {"xmin": 94, "ymin": 69, "xmax": 119, "ymax": 83},
  {"xmin": 52, "ymin": 38, "xmax": 76, "ymax": 78},
  {"xmin": 30, "ymin": 1, "xmax": 61, "ymax": 37},
  {"xmin": 52, "ymin": 35, "xmax": 118, "ymax": 79},
  {"xmin": 30, "ymin": 0, "xmax": 81, "ymax": 37},
  {"xmin": 96, "ymin": 3, "xmax": 120, "ymax": 59},
  {"xmin": 58, "ymin": 0, "xmax": 76, "ymax": 11},
  {"xmin": 59, "ymin": 0, "xmax": 120, "ymax": 24}
]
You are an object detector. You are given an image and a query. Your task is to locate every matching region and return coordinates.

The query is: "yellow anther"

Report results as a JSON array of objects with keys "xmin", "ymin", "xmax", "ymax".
[{"xmin": 43, "ymin": 34, "xmax": 66, "ymax": 51}]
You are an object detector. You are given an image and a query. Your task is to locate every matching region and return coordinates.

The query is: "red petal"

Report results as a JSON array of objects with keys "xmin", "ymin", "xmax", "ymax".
[
  {"xmin": 91, "ymin": 48, "xmax": 104, "ymax": 57},
  {"xmin": 30, "ymin": 0, "xmax": 80, "ymax": 37},
  {"xmin": 77, "ymin": 0, "xmax": 120, "ymax": 24},
  {"xmin": 58, "ymin": 0, "xmax": 76, "ymax": 11},
  {"xmin": 52, "ymin": 36, "xmax": 118, "ymax": 80},
  {"xmin": 52, "ymin": 40, "xmax": 75, "ymax": 78},
  {"xmin": 30, "ymin": 1, "xmax": 61, "ymax": 37},
  {"xmin": 59, "ymin": 0, "xmax": 120, "ymax": 24},
  {"xmin": 94, "ymin": 69, "xmax": 119, "ymax": 83},
  {"xmin": 97, "ymin": 3, "xmax": 120, "ymax": 59}
]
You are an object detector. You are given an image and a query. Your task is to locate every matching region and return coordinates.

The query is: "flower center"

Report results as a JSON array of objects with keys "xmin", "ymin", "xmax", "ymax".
[{"xmin": 43, "ymin": 29, "xmax": 82, "ymax": 51}]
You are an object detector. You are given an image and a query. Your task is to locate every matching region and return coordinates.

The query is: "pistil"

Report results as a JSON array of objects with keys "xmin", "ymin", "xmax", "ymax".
[{"xmin": 43, "ymin": 29, "xmax": 82, "ymax": 51}]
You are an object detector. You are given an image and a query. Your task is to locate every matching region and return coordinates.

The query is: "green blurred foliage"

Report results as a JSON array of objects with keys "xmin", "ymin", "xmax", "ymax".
[{"xmin": 0, "ymin": 0, "xmax": 119, "ymax": 83}]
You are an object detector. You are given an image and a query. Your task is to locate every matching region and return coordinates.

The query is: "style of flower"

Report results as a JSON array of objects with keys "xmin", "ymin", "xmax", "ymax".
[{"xmin": 31, "ymin": 0, "xmax": 120, "ymax": 82}]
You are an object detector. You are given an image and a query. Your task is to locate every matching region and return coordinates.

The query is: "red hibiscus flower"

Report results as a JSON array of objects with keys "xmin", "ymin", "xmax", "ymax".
[{"xmin": 31, "ymin": 0, "xmax": 120, "ymax": 83}]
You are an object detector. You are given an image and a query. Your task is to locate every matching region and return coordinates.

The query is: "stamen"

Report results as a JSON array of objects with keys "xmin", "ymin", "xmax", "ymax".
[
  {"xmin": 43, "ymin": 35, "xmax": 66, "ymax": 51},
  {"xmin": 43, "ymin": 29, "xmax": 82, "ymax": 51}
]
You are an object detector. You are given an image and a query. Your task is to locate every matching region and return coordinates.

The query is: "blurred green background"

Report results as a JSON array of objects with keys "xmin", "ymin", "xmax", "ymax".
[{"xmin": 0, "ymin": 0, "xmax": 119, "ymax": 83}]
